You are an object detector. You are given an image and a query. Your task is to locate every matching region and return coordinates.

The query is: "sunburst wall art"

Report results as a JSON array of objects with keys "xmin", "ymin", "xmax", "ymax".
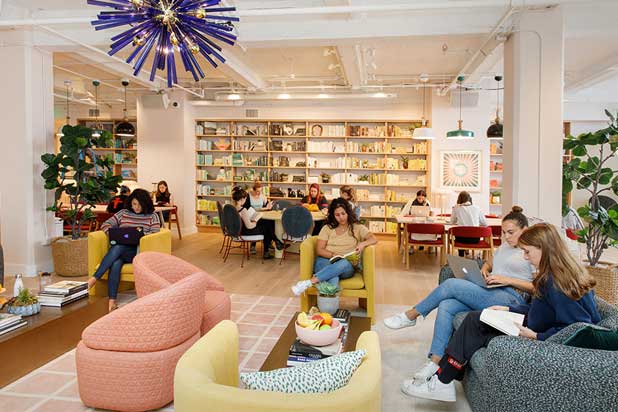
[
  {"xmin": 87, "ymin": 0, "xmax": 239, "ymax": 88},
  {"xmin": 440, "ymin": 151, "xmax": 481, "ymax": 191}
]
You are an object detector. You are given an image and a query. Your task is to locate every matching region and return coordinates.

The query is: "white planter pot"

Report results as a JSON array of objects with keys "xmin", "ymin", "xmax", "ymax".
[{"xmin": 317, "ymin": 295, "xmax": 339, "ymax": 315}]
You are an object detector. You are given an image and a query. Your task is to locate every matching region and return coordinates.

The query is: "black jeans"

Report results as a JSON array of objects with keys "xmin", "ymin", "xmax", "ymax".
[
  {"xmin": 242, "ymin": 220, "xmax": 278, "ymax": 252},
  {"xmin": 93, "ymin": 244, "xmax": 137, "ymax": 299}
]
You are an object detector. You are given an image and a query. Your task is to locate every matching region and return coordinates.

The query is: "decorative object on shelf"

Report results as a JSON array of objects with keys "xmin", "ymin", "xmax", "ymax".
[
  {"xmin": 490, "ymin": 191, "xmax": 501, "ymax": 205},
  {"xmin": 91, "ymin": 79, "xmax": 102, "ymax": 138},
  {"xmin": 56, "ymin": 80, "xmax": 72, "ymax": 138},
  {"xmin": 296, "ymin": 189, "xmax": 304, "ymax": 198},
  {"xmin": 412, "ymin": 74, "xmax": 435, "ymax": 140},
  {"xmin": 13, "ymin": 274, "xmax": 24, "ymax": 297},
  {"xmin": 400, "ymin": 155, "xmax": 409, "ymax": 169},
  {"xmin": 440, "ymin": 150, "xmax": 481, "ymax": 191},
  {"xmin": 447, "ymin": 76, "xmax": 475, "ymax": 139},
  {"xmin": 7, "ymin": 287, "xmax": 40, "ymax": 317},
  {"xmin": 487, "ymin": 75, "xmax": 504, "ymax": 139},
  {"xmin": 288, "ymin": 188, "xmax": 296, "ymax": 198},
  {"xmin": 320, "ymin": 173, "xmax": 330, "ymax": 183},
  {"xmin": 316, "ymin": 282, "xmax": 340, "ymax": 315},
  {"xmin": 311, "ymin": 124, "xmax": 323, "ymax": 137},
  {"xmin": 116, "ymin": 80, "xmax": 135, "ymax": 137},
  {"xmin": 88, "ymin": 0, "xmax": 238, "ymax": 88}
]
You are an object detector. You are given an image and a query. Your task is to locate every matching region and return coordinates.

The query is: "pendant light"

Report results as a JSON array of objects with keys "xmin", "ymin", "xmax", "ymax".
[
  {"xmin": 56, "ymin": 80, "xmax": 72, "ymax": 137},
  {"xmin": 115, "ymin": 79, "xmax": 135, "ymax": 137},
  {"xmin": 446, "ymin": 76, "xmax": 475, "ymax": 140},
  {"xmin": 412, "ymin": 74, "xmax": 435, "ymax": 140},
  {"xmin": 91, "ymin": 79, "xmax": 101, "ymax": 138},
  {"xmin": 487, "ymin": 75, "xmax": 503, "ymax": 139}
]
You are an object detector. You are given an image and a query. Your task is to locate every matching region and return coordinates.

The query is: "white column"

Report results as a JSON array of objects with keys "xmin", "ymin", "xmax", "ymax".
[
  {"xmin": 502, "ymin": 6, "xmax": 564, "ymax": 224},
  {"xmin": 0, "ymin": 29, "xmax": 55, "ymax": 275}
]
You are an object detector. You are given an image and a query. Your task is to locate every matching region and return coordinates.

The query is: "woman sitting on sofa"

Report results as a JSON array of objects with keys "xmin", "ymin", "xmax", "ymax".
[
  {"xmin": 291, "ymin": 198, "xmax": 377, "ymax": 296},
  {"xmin": 405, "ymin": 223, "xmax": 600, "ymax": 402},
  {"xmin": 384, "ymin": 206, "xmax": 535, "ymax": 385},
  {"xmin": 87, "ymin": 188, "xmax": 161, "ymax": 312}
]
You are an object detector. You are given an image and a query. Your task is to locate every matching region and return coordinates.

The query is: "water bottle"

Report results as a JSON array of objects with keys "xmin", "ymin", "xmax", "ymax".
[{"xmin": 13, "ymin": 274, "xmax": 24, "ymax": 296}]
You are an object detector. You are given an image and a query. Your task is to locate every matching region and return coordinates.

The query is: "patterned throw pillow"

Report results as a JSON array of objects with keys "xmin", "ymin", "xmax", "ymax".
[{"xmin": 240, "ymin": 349, "xmax": 366, "ymax": 393}]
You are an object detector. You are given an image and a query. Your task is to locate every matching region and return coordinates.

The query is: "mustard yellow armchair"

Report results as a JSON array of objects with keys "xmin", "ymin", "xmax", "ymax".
[
  {"xmin": 300, "ymin": 236, "xmax": 376, "ymax": 324},
  {"xmin": 174, "ymin": 320, "xmax": 381, "ymax": 412},
  {"xmin": 88, "ymin": 229, "xmax": 172, "ymax": 297}
]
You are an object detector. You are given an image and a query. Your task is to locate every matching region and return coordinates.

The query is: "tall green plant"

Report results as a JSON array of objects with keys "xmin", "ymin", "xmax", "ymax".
[
  {"xmin": 562, "ymin": 110, "xmax": 618, "ymax": 266},
  {"xmin": 41, "ymin": 124, "xmax": 122, "ymax": 240}
]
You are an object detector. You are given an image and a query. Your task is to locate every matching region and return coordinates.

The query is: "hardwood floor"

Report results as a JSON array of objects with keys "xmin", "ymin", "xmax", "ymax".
[{"xmin": 172, "ymin": 233, "xmax": 442, "ymax": 306}]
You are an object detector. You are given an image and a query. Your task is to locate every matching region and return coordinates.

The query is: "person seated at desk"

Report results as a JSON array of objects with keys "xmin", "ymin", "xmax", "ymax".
[
  {"xmin": 153, "ymin": 180, "xmax": 174, "ymax": 222},
  {"xmin": 243, "ymin": 181, "xmax": 274, "ymax": 254},
  {"xmin": 291, "ymin": 198, "xmax": 377, "ymax": 295},
  {"xmin": 302, "ymin": 183, "xmax": 329, "ymax": 235},
  {"xmin": 450, "ymin": 191, "xmax": 487, "ymax": 256},
  {"xmin": 106, "ymin": 185, "xmax": 131, "ymax": 214},
  {"xmin": 339, "ymin": 185, "xmax": 360, "ymax": 220},
  {"xmin": 404, "ymin": 223, "xmax": 600, "ymax": 402},
  {"xmin": 87, "ymin": 189, "xmax": 161, "ymax": 312},
  {"xmin": 232, "ymin": 187, "xmax": 283, "ymax": 260},
  {"xmin": 384, "ymin": 206, "xmax": 534, "ymax": 387},
  {"xmin": 409, "ymin": 189, "xmax": 433, "ymax": 250}
]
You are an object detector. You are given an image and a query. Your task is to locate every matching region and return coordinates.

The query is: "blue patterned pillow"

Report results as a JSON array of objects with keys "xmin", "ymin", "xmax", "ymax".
[{"xmin": 240, "ymin": 349, "xmax": 366, "ymax": 393}]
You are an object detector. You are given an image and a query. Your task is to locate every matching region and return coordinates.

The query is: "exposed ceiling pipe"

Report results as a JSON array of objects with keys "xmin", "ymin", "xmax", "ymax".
[
  {"xmin": 52, "ymin": 92, "xmax": 95, "ymax": 106},
  {"xmin": 54, "ymin": 65, "xmax": 119, "ymax": 90},
  {"xmin": 354, "ymin": 45, "xmax": 367, "ymax": 87}
]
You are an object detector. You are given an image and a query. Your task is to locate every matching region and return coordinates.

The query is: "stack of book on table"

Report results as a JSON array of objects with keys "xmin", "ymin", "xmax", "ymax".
[
  {"xmin": 38, "ymin": 281, "xmax": 88, "ymax": 307},
  {"xmin": 0, "ymin": 313, "xmax": 28, "ymax": 336},
  {"xmin": 287, "ymin": 309, "xmax": 352, "ymax": 367}
]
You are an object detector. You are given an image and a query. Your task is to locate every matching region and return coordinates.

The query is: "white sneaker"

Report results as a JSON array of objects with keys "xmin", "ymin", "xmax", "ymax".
[
  {"xmin": 413, "ymin": 361, "xmax": 439, "ymax": 383},
  {"xmin": 401, "ymin": 375, "xmax": 456, "ymax": 402},
  {"xmin": 291, "ymin": 280, "xmax": 313, "ymax": 296},
  {"xmin": 383, "ymin": 312, "xmax": 417, "ymax": 330}
]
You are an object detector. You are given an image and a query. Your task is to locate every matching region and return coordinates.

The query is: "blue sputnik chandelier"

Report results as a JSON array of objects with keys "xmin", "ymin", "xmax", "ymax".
[{"xmin": 88, "ymin": 0, "xmax": 239, "ymax": 87}]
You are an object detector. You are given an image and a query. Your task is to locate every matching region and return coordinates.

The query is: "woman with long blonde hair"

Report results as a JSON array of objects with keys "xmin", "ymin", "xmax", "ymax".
[{"xmin": 405, "ymin": 223, "xmax": 600, "ymax": 403}]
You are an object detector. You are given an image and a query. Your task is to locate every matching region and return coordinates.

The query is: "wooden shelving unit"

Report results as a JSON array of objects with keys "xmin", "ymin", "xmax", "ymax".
[
  {"xmin": 77, "ymin": 118, "xmax": 138, "ymax": 181},
  {"xmin": 194, "ymin": 119, "xmax": 430, "ymax": 234},
  {"xmin": 489, "ymin": 139, "xmax": 504, "ymax": 214}
]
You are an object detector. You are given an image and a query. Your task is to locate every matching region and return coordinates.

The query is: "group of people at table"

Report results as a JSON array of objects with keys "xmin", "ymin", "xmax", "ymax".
[{"xmin": 88, "ymin": 180, "xmax": 601, "ymax": 406}]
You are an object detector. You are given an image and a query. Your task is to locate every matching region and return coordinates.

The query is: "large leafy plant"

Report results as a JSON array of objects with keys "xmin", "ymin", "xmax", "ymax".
[
  {"xmin": 562, "ymin": 110, "xmax": 618, "ymax": 266},
  {"xmin": 41, "ymin": 124, "xmax": 122, "ymax": 239}
]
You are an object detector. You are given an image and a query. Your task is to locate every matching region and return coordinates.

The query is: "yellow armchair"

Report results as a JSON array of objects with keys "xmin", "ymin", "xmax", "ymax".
[
  {"xmin": 174, "ymin": 320, "xmax": 381, "ymax": 412},
  {"xmin": 300, "ymin": 236, "xmax": 376, "ymax": 324},
  {"xmin": 88, "ymin": 229, "xmax": 172, "ymax": 296}
]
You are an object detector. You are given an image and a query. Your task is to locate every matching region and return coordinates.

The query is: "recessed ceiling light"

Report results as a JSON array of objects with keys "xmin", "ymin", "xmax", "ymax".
[
  {"xmin": 373, "ymin": 92, "xmax": 387, "ymax": 98},
  {"xmin": 317, "ymin": 93, "xmax": 330, "ymax": 99},
  {"xmin": 227, "ymin": 93, "xmax": 241, "ymax": 100},
  {"xmin": 278, "ymin": 93, "xmax": 291, "ymax": 99}
]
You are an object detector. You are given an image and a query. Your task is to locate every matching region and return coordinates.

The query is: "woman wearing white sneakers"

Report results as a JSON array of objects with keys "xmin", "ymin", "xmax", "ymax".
[{"xmin": 384, "ymin": 206, "xmax": 534, "ymax": 400}]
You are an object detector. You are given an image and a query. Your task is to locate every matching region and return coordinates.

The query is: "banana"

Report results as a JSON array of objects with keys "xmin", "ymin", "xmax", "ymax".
[{"xmin": 297, "ymin": 312, "xmax": 311, "ymax": 328}]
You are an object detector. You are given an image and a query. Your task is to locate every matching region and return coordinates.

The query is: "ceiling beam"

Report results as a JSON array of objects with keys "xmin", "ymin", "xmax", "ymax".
[
  {"xmin": 216, "ymin": 49, "xmax": 267, "ymax": 91},
  {"xmin": 337, "ymin": 45, "xmax": 362, "ymax": 89},
  {"xmin": 565, "ymin": 53, "xmax": 618, "ymax": 93}
]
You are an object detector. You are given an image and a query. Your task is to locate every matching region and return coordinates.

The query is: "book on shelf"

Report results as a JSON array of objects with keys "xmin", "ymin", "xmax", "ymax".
[
  {"xmin": 329, "ymin": 251, "xmax": 359, "ymax": 265},
  {"xmin": 333, "ymin": 309, "xmax": 351, "ymax": 325},
  {"xmin": 479, "ymin": 309, "xmax": 525, "ymax": 336},
  {"xmin": 38, "ymin": 289, "xmax": 89, "ymax": 307},
  {"xmin": 43, "ymin": 281, "xmax": 87, "ymax": 296}
]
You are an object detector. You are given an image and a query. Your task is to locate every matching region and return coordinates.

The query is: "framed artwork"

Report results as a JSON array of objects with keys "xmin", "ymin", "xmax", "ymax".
[{"xmin": 440, "ymin": 151, "xmax": 481, "ymax": 191}]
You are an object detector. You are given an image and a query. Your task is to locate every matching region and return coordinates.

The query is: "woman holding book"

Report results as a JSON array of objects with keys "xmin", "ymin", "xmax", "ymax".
[
  {"xmin": 384, "ymin": 206, "xmax": 534, "ymax": 384},
  {"xmin": 405, "ymin": 223, "xmax": 600, "ymax": 402},
  {"xmin": 303, "ymin": 183, "xmax": 329, "ymax": 235},
  {"xmin": 291, "ymin": 198, "xmax": 377, "ymax": 295},
  {"xmin": 232, "ymin": 187, "xmax": 283, "ymax": 259},
  {"xmin": 87, "ymin": 189, "xmax": 161, "ymax": 312}
]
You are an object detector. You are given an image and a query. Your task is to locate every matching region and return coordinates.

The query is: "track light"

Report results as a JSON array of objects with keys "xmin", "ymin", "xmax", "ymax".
[
  {"xmin": 278, "ymin": 93, "xmax": 291, "ymax": 99},
  {"xmin": 227, "ymin": 93, "xmax": 241, "ymax": 100}
]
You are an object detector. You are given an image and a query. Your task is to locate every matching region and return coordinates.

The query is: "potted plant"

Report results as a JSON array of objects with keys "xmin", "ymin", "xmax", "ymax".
[
  {"xmin": 316, "ymin": 282, "xmax": 340, "ymax": 315},
  {"xmin": 7, "ymin": 288, "xmax": 40, "ymax": 316},
  {"xmin": 400, "ymin": 155, "xmax": 409, "ymax": 170},
  {"xmin": 41, "ymin": 124, "xmax": 121, "ymax": 276},
  {"xmin": 562, "ymin": 110, "xmax": 618, "ymax": 303}
]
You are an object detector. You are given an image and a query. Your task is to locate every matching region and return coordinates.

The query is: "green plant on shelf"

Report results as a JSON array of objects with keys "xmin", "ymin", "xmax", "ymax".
[
  {"xmin": 359, "ymin": 174, "xmax": 370, "ymax": 182},
  {"xmin": 9, "ymin": 288, "xmax": 38, "ymax": 306}
]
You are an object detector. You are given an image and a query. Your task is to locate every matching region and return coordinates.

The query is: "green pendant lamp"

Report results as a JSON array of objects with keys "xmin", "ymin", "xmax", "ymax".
[
  {"xmin": 447, "ymin": 76, "xmax": 475, "ymax": 140},
  {"xmin": 487, "ymin": 75, "xmax": 503, "ymax": 139}
]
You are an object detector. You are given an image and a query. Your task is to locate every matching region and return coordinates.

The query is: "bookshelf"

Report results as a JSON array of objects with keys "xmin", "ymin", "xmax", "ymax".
[
  {"xmin": 194, "ymin": 119, "xmax": 430, "ymax": 234},
  {"xmin": 77, "ymin": 119, "xmax": 138, "ymax": 181},
  {"xmin": 489, "ymin": 139, "xmax": 504, "ymax": 214}
]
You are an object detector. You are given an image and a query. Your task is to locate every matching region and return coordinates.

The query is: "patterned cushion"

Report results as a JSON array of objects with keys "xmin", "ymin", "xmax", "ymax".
[{"xmin": 240, "ymin": 349, "xmax": 366, "ymax": 393}]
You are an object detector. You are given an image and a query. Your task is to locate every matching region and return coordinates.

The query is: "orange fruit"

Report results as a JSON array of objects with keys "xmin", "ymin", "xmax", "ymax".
[{"xmin": 320, "ymin": 312, "xmax": 333, "ymax": 326}]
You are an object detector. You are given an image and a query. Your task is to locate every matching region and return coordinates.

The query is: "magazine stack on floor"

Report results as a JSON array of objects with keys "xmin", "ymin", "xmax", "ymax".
[
  {"xmin": 38, "ymin": 281, "xmax": 88, "ymax": 307},
  {"xmin": 0, "ymin": 313, "xmax": 28, "ymax": 336}
]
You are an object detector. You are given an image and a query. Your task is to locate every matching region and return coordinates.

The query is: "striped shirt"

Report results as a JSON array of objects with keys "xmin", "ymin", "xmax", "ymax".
[{"xmin": 101, "ymin": 209, "xmax": 161, "ymax": 235}]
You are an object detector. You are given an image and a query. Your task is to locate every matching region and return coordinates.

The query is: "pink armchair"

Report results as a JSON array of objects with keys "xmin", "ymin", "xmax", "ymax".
[
  {"xmin": 133, "ymin": 252, "xmax": 231, "ymax": 335},
  {"xmin": 76, "ymin": 272, "xmax": 209, "ymax": 412}
]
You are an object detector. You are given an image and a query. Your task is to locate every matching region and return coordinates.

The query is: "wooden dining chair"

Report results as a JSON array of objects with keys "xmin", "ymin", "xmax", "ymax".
[
  {"xmin": 448, "ymin": 226, "xmax": 494, "ymax": 260},
  {"xmin": 405, "ymin": 223, "xmax": 447, "ymax": 268},
  {"xmin": 490, "ymin": 225, "xmax": 502, "ymax": 249},
  {"xmin": 168, "ymin": 206, "xmax": 182, "ymax": 239},
  {"xmin": 221, "ymin": 204, "xmax": 264, "ymax": 267}
]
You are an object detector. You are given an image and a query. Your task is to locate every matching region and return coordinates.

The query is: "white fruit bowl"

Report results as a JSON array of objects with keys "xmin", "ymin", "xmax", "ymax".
[{"xmin": 295, "ymin": 319, "xmax": 342, "ymax": 346}]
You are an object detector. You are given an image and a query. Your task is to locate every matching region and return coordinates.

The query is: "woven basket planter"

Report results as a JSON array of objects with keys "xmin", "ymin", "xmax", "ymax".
[
  {"xmin": 587, "ymin": 263, "xmax": 618, "ymax": 305},
  {"xmin": 51, "ymin": 236, "xmax": 88, "ymax": 277}
]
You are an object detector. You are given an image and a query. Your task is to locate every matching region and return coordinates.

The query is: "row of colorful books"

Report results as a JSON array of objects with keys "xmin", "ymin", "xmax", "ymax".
[
  {"xmin": 0, "ymin": 313, "xmax": 28, "ymax": 336},
  {"xmin": 38, "ymin": 281, "xmax": 88, "ymax": 307},
  {"xmin": 287, "ymin": 309, "xmax": 351, "ymax": 367}
]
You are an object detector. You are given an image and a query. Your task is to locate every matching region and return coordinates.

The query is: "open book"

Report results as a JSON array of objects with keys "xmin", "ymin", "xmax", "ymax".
[
  {"xmin": 329, "ymin": 251, "xmax": 359, "ymax": 265},
  {"xmin": 247, "ymin": 207, "xmax": 263, "ymax": 222},
  {"xmin": 480, "ymin": 309, "xmax": 525, "ymax": 336}
]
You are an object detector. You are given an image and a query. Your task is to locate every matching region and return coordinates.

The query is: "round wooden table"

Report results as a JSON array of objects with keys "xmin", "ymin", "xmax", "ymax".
[{"xmin": 260, "ymin": 210, "xmax": 326, "ymax": 258}]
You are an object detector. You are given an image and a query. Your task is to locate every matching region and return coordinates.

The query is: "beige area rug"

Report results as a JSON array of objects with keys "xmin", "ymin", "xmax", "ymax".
[{"xmin": 0, "ymin": 294, "xmax": 471, "ymax": 412}]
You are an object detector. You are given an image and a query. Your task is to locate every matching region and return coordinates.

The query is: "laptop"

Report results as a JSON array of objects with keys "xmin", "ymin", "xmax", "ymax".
[
  {"xmin": 446, "ymin": 255, "xmax": 505, "ymax": 289},
  {"xmin": 409, "ymin": 205, "xmax": 431, "ymax": 217},
  {"xmin": 108, "ymin": 227, "xmax": 144, "ymax": 246}
]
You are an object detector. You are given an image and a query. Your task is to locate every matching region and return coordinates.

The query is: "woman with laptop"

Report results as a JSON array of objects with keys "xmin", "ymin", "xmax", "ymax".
[
  {"xmin": 406, "ymin": 223, "xmax": 599, "ymax": 402},
  {"xmin": 87, "ymin": 188, "xmax": 161, "ymax": 312},
  {"xmin": 384, "ymin": 206, "xmax": 535, "ymax": 389}
]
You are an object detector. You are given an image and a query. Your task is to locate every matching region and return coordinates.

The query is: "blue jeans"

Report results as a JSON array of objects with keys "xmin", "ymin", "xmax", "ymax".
[
  {"xmin": 313, "ymin": 256, "xmax": 355, "ymax": 286},
  {"xmin": 93, "ymin": 244, "xmax": 137, "ymax": 299},
  {"xmin": 414, "ymin": 278, "xmax": 525, "ymax": 358}
]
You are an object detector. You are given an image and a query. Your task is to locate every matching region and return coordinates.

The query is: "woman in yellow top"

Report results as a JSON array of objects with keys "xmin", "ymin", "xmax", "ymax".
[{"xmin": 292, "ymin": 198, "xmax": 377, "ymax": 295}]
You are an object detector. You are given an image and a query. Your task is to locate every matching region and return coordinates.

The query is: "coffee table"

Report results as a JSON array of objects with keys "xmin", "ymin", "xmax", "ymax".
[{"xmin": 260, "ymin": 314, "xmax": 372, "ymax": 371}]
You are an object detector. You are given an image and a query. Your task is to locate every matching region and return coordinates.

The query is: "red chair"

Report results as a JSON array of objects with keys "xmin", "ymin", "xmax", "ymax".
[
  {"xmin": 491, "ymin": 225, "xmax": 502, "ymax": 248},
  {"xmin": 405, "ymin": 224, "xmax": 447, "ymax": 268},
  {"xmin": 448, "ymin": 226, "xmax": 494, "ymax": 259},
  {"xmin": 566, "ymin": 228, "xmax": 579, "ymax": 241},
  {"xmin": 93, "ymin": 212, "xmax": 114, "ymax": 231},
  {"xmin": 168, "ymin": 206, "xmax": 182, "ymax": 239}
]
